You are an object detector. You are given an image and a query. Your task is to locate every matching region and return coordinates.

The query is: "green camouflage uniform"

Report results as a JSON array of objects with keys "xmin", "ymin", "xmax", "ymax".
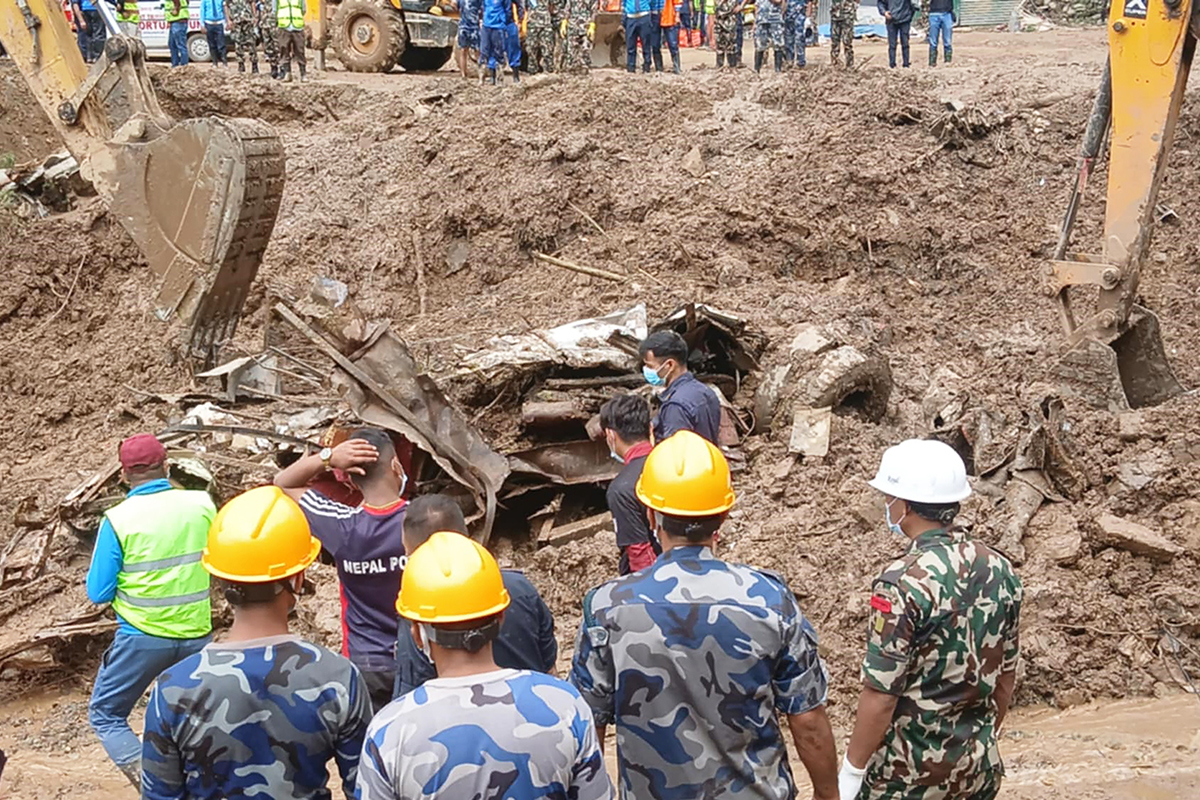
[
  {"xmin": 860, "ymin": 528, "xmax": 1023, "ymax": 800},
  {"xmin": 561, "ymin": 0, "xmax": 597, "ymax": 71},
  {"xmin": 526, "ymin": 0, "xmax": 555, "ymax": 72},
  {"xmin": 228, "ymin": 0, "xmax": 258, "ymax": 68},
  {"xmin": 714, "ymin": 0, "xmax": 739, "ymax": 62},
  {"xmin": 829, "ymin": 0, "xmax": 856, "ymax": 66},
  {"xmin": 255, "ymin": 0, "xmax": 280, "ymax": 70}
]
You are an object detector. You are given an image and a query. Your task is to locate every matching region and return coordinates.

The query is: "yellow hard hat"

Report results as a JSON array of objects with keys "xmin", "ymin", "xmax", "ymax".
[
  {"xmin": 636, "ymin": 430, "xmax": 736, "ymax": 516},
  {"xmin": 396, "ymin": 531, "xmax": 511, "ymax": 623},
  {"xmin": 203, "ymin": 486, "xmax": 322, "ymax": 582}
]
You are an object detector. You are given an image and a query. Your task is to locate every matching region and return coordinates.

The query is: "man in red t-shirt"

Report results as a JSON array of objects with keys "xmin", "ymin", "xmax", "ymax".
[
  {"xmin": 600, "ymin": 394, "xmax": 662, "ymax": 575},
  {"xmin": 274, "ymin": 427, "xmax": 407, "ymax": 714}
]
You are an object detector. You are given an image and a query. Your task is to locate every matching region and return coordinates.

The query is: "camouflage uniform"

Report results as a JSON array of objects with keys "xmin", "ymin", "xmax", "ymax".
[
  {"xmin": 525, "ymin": 0, "xmax": 555, "ymax": 72},
  {"xmin": 571, "ymin": 545, "xmax": 829, "ymax": 799},
  {"xmin": 829, "ymin": 0, "xmax": 856, "ymax": 66},
  {"xmin": 561, "ymin": 0, "xmax": 597, "ymax": 71},
  {"xmin": 227, "ymin": 0, "xmax": 258, "ymax": 69},
  {"xmin": 254, "ymin": 0, "xmax": 280, "ymax": 72},
  {"xmin": 142, "ymin": 636, "xmax": 371, "ymax": 799},
  {"xmin": 357, "ymin": 668, "xmax": 612, "ymax": 799},
  {"xmin": 783, "ymin": 0, "xmax": 807, "ymax": 66},
  {"xmin": 713, "ymin": 0, "xmax": 739, "ymax": 64},
  {"xmin": 860, "ymin": 528, "xmax": 1023, "ymax": 799},
  {"xmin": 754, "ymin": 0, "xmax": 785, "ymax": 53}
]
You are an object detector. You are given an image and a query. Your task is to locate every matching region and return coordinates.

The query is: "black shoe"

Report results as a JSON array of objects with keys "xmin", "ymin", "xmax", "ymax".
[
  {"xmin": 270, "ymin": 65, "xmax": 278, "ymax": 78},
  {"xmin": 251, "ymin": 61, "xmax": 259, "ymax": 73}
]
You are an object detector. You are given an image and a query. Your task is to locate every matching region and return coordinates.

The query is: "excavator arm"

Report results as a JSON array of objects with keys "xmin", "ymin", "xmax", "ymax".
[
  {"xmin": 1, "ymin": 0, "xmax": 284, "ymax": 361},
  {"xmin": 1049, "ymin": 0, "xmax": 1197, "ymax": 409}
]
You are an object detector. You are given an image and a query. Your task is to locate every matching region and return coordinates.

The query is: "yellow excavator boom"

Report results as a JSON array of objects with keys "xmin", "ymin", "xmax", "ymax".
[
  {"xmin": 1, "ymin": 0, "xmax": 284, "ymax": 360},
  {"xmin": 1049, "ymin": 0, "xmax": 1196, "ymax": 409}
]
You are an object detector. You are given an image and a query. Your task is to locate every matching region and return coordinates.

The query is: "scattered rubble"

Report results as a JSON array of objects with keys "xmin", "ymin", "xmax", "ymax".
[{"xmin": 1094, "ymin": 513, "xmax": 1183, "ymax": 562}]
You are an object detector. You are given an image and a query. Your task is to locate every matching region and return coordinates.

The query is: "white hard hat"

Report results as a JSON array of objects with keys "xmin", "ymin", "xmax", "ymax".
[{"xmin": 868, "ymin": 439, "xmax": 971, "ymax": 504}]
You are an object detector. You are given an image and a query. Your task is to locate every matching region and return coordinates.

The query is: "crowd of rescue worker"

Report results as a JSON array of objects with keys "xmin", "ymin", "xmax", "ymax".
[{"xmin": 87, "ymin": 328, "xmax": 1021, "ymax": 800}]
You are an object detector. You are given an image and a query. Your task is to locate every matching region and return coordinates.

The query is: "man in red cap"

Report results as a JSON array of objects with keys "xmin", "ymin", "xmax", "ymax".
[{"xmin": 85, "ymin": 433, "xmax": 216, "ymax": 787}]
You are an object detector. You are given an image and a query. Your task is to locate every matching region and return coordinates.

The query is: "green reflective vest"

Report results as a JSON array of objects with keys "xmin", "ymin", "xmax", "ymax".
[
  {"xmin": 164, "ymin": 0, "xmax": 189, "ymax": 23},
  {"xmin": 117, "ymin": 0, "xmax": 141, "ymax": 23},
  {"xmin": 105, "ymin": 488, "xmax": 214, "ymax": 639},
  {"xmin": 277, "ymin": 0, "xmax": 303, "ymax": 29}
]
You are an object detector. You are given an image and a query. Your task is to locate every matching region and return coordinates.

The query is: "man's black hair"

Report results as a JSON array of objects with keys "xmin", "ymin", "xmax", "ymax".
[
  {"xmin": 404, "ymin": 493, "xmax": 468, "ymax": 548},
  {"xmin": 599, "ymin": 393, "xmax": 651, "ymax": 444},
  {"xmin": 347, "ymin": 427, "xmax": 398, "ymax": 485},
  {"xmin": 638, "ymin": 330, "xmax": 688, "ymax": 367},
  {"xmin": 428, "ymin": 612, "xmax": 503, "ymax": 653},
  {"xmin": 656, "ymin": 512, "xmax": 724, "ymax": 543},
  {"xmin": 907, "ymin": 501, "xmax": 960, "ymax": 526}
]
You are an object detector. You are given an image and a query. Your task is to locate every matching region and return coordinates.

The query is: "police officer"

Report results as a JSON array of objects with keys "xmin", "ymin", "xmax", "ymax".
[
  {"xmin": 358, "ymin": 532, "xmax": 612, "ymax": 799},
  {"xmin": 839, "ymin": 439, "xmax": 1023, "ymax": 800},
  {"xmin": 142, "ymin": 487, "xmax": 371, "ymax": 798},
  {"xmin": 639, "ymin": 330, "xmax": 722, "ymax": 444},
  {"xmin": 571, "ymin": 430, "xmax": 839, "ymax": 800}
]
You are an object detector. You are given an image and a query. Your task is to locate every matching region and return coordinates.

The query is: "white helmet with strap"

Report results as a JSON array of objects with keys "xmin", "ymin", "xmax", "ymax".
[{"xmin": 868, "ymin": 438, "xmax": 971, "ymax": 504}]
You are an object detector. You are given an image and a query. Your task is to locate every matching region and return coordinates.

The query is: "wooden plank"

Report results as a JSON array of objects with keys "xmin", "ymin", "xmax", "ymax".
[{"xmin": 538, "ymin": 512, "xmax": 613, "ymax": 548}]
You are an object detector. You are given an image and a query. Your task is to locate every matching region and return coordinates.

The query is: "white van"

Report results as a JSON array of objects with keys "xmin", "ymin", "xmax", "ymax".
[{"xmin": 135, "ymin": 1, "xmax": 212, "ymax": 62}]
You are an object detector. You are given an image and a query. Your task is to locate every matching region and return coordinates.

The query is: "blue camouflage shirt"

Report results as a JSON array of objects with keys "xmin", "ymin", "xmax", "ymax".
[
  {"xmin": 142, "ymin": 635, "xmax": 371, "ymax": 800},
  {"xmin": 571, "ymin": 545, "xmax": 828, "ymax": 800},
  {"xmin": 358, "ymin": 668, "xmax": 613, "ymax": 800}
]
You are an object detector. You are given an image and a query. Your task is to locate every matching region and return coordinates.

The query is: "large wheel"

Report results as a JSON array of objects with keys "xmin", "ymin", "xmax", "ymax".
[
  {"xmin": 331, "ymin": 0, "xmax": 406, "ymax": 73},
  {"xmin": 398, "ymin": 44, "xmax": 453, "ymax": 72},
  {"xmin": 186, "ymin": 32, "xmax": 211, "ymax": 62}
]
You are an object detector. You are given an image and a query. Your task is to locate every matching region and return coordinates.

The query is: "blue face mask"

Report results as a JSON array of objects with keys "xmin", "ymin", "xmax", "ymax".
[
  {"xmin": 885, "ymin": 498, "xmax": 907, "ymax": 537},
  {"xmin": 643, "ymin": 363, "xmax": 667, "ymax": 387}
]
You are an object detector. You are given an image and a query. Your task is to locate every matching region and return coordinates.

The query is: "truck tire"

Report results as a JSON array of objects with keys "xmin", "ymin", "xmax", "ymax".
[
  {"xmin": 398, "ymin": 45, "xmax": 453, "ymax": 72},
  {"xmin": 332, "ymin": 0, "xmax": 406, "ymax": 73}
]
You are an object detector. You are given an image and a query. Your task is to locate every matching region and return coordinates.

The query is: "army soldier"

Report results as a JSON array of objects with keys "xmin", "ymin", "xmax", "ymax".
[
  {"xmin": 560, "ymin": 0, "xmax": 597, "ymax": 71},
  {"xmin": 713, "ymin": 0, "xmax": 740, "ymax": 67},
  {"xmin": 142, "ymin": 487, "xmax": 371, "ymax": 799},
  {"xmin": 525, "ymin": 0, "xmax": 555, "ymax": 73},
  {"xmin": 829, "ymin": 0, "xmax": 856, "ymax": 66},
  {"xmin": 226, "ymin": 0, "xmax": 259, "ymax": 72},
  {"xmin": 839, "ymin": 439, "xmax": 1022, "ymax": 800},
  {"xmin": 359, "ymin": 531, "xmax": 611, "ymax": 799},
  {"xmin": 255, "ymin": 0, "xmax": 281, "ymax": 77},
  {"xmin": 572, "ymin": 431, "xmax": 839, "ymax": 800}
]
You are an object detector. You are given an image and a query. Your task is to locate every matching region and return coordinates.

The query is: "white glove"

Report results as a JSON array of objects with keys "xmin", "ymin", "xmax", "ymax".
[{"xmin": 838, "ymin": 756, "xmax": 867, "ymax": 800}]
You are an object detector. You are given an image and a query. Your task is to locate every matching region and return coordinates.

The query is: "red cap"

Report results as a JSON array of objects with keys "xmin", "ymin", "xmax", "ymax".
[{"xmin": 118, "ymin": 434, "xmax": 167, "ymax": 471}]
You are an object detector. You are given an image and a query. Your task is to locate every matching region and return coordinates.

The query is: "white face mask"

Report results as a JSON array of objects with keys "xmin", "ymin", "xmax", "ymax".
[
  {"xmin": 885, "ymin": 498, "xmax": 907, "ymax": 537},
  {"xmin": 606, "ymin": 432, "xmax": 623, "ymax": 463}
]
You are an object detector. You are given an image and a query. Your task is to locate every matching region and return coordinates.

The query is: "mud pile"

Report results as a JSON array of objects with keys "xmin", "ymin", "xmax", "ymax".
[{"xmin": 0, "ymin": 60, "xmax": 1197, "ymax": 724}]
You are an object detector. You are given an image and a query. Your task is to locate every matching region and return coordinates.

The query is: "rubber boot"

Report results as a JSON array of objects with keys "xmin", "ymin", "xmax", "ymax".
[
  {"xmin": 944, "ymin": 47, "xmax": 952, "ymax": 63},
  {"xmin": 283, "ymin": 65, "xmax": 292, "ymax": 82},
  {"xmin": 511, "ymin": 66, "xmax": 520, "ymax": 82},
  {"xmin": 489, "ymin": 67, "xmax": 497, "ymax": 85},
  {"xmin": 653, "ymin": 51, "xmax": 663, "ymax": 71},
  {"xmin": 929, "ymin": 49, "xmax": 936, "ymax": 66},
  {"xmin": 753, "ymin": 50, "xmax": 763, "ymax": 73},
  {"xmin": 117, "ymin": 760, "xmax": 141, "ymax": 789},
  {"xmin": 716, "ymin": 51, "xmax": 725, "ymax": 68},
  {"xmin": 774, "ymin": 49, "xmax": 783, "ymax": 72},
  {"xmin": 299, "ymin": 62, "xmax": 307, "ymax": 82},
  {"xmin": 672, "ymin": 51, "xmax": 681, "ymax": 73},
  {"xmin": 238, "ymin": 60, "xmax": 245, "ymax": 72},
  {"xmin": 270, "ymin": 64, "xmax": 278, "ymax": 78},
  {"xmin": 251, "ymin": 59, "xmax": 259, "ymax": 73}
]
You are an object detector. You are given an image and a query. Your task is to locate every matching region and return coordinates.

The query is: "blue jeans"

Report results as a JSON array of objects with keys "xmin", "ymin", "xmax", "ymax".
[
  {"xmin": 662, "ymin": 23, "xmax": 679, "ymax": 56},
  {"xmin": 928, "ymin": 11, "xmax": 952, "ymax": 56},
  {"xmin": 624, "ymin": 14, "xmax": 652, "ymax": 72},
  {"xmin": 505, "ymin": 20, "xmax": 521, "ymax": 69},
  {"xmin": 481, "ymin": 25, "xmax": 505, "ymax": 68},
  {"xmin": 168, "ymin": 20, "xmax": 189, "ymax": 66},
  {"xmin": 89, "ymin": 630, "xmax": 210, "ymax": 767},
  {"xmin": 649, "ymin": 11, "xmax": 662, "ymax": 69},
  {"xmin": 204, "ymin": 22, "xmax": 226, "ymax": 64}
]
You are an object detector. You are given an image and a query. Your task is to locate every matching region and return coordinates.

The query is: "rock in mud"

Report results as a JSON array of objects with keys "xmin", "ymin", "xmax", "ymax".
[{"xmin": 1094, "ymin": 513, "xmax": 1182, "ymax": 561}]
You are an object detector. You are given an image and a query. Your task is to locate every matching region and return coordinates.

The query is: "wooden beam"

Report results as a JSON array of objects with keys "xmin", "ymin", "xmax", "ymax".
[{"xmin": 537, "ymin": 512, "xmax": 613, "ymax": 548}]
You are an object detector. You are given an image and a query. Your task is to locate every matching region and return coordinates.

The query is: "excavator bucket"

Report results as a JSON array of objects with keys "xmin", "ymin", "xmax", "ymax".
[
  {"xmin": 109, "ymin": 117, "xmax": 286, "ymax": 358},
  {"xmin": 590, "ymin": 11, "xmax": 625, "ymax": 68},
  {"xmin": 1055, "ymin": 306, "xmax": 1183, "ymax": 411}
]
